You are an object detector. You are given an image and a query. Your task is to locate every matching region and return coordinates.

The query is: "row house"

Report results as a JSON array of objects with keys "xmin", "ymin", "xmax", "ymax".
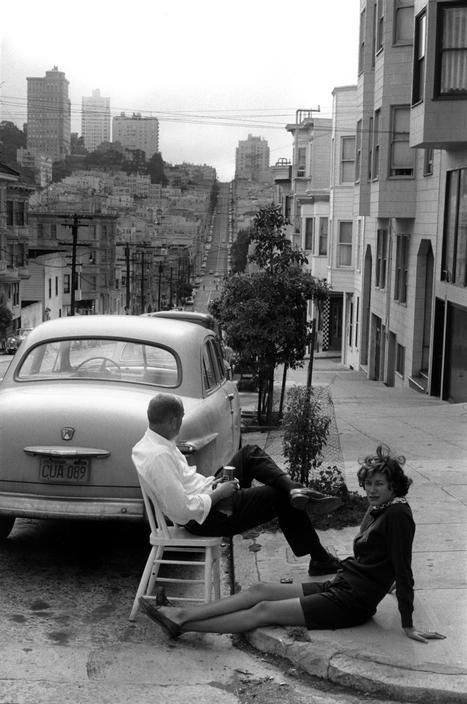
[
  {"xmin": 273, "ymin": 0, "xmax": 467, "ymax": 403},
  {"xmin": 0, "ymin": 162, "xmax": 34, "ymax": 335},
  {"xmin": 26, "ymin": 208, "xmax": 121, "ymax": 318}
]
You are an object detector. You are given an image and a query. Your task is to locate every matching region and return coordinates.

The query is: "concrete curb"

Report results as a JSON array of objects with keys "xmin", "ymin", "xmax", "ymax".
[{"xmin": 244, "ymin": 628, "xmax": 467, "ymax": 704}]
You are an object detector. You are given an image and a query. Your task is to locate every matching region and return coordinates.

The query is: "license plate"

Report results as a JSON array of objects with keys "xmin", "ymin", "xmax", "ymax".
[{"xmin": 39, "ymin": 457, "xmax": 91, "ymax": 484}]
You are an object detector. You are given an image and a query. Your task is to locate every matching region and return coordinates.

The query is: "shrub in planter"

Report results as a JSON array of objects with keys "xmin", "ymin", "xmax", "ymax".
[{"xmin": 281, "ymin": 385, "xmax": 331, "ymax": 487}]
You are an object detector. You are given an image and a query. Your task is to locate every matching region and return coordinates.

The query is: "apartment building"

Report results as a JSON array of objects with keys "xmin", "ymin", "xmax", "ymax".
[
  {"xmin": 81, "ymin": 89, "xmax": 111, "ymax": 152},
  {"xmin": 26, "ymin": 67, "xmax": 71, "ymax": 162},
  {"xmin": 272, "ymin": 1, "xmax": 467, "ymax": 402},
  {"xmin": 0, "ymin": 162, "xmax": 34, "ymax": 334},
  {"xmin": 112, "ymin": 113, "xmax": 159, "ymax": 159},
  {"xmin": 235, "ymin": 134, "xmax": 270, "ymax": 181},
  {"xmin": 352, "ymin": 0, "xmax": 467, "ymax": 402}
]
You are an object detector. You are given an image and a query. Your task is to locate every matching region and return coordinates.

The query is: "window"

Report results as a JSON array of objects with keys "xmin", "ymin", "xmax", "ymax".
[
  {"xmin": 394, "ymin": 234, "xmax": 409, "ymax": 303},
  {"xmin": 436, "ymin": 3, "xmax": 467, "ymax": 97},
  {"xmin": 55, "ymin": 276, "xmax": 58, "ymax": 296},
  {"xmin": 50, "ymin": 223, "xmax": 57, "ymax": 237},
  {"xmin": 348, "ymin": 299, "xmax": 354, "ymax": 347},
  {"xmin": 359, "ymin": 8, "xmax": 366, "ymax": 74},
  {"xmin": 15, "ymin": 202, "xmax": 26, "ymax": 226},
  {"xmin": 390, "ymin": 106, "xmax": 414, "ymax": 176},
  {"xmin": 412, "ymin": 11, "xmax": 426, "ymax": 103},
  {"xmin": 442, "ymin": 168, "xmax": 467, "ymax": 286},
  {"xmin": 319, "ymin": 218, "xmax": 328, "ymax": 255},
  {"xmin": 202, "ymin": 343, "xmax": 217, "ymax": 391},
  {"xmin": 355, "ymin": 120, "xmax": 362, "ymax": 181},
  {"xmin": 48, "ymin": 278, "xmax": 52, "ymax": 298},
  {"xmin": 356, "ymin": 219, "xmax": 363, "ymax": 271},
  {"xmin": 337, "ymin": 222, "xmax": 353, "ymax": 267},
  {"xmin": 304, "ymin": 218, "xmax": 313, "ymax": 250},
  {"xmin": 376, "ymin": 229, "xmax": 388, "ymax": 288},
  {"xmin": 424, "ymin": 147, "xmax": 434, "ymax": 176},
  {"xmin": 377, "ymin": 0, "xmax": 385, "ymax": 52},
  {"xmin": 373, "ymin": 110, "xmax": 380, "ymax": 178},
  {"xmin": 297, "ymin": 147, "xmax": 306, "ymax": 177},
  {"xmin": 64, "ymin": 274, "xmax": 70, "ymax": 293},
  {"xmin": 340, "ymin": 137, "xmax": 356, "ymax": 182},
  {"xmin": 6, "ymin": 201, "xmax": 14, "ymax": 226},
  {"xmin": 368, "ymin": 116, "xmax": 374, "ymax": 180},
  {"xmin": 355, "ymin": 297, "xmax": 360, "ymax": 347},
  {"xmin": 394, "ymin": 0, "xmax": 414, "ymax": 44},
  {"xmin": 396, "ymin": 343, "xmax": 405, "ymax": 376}
]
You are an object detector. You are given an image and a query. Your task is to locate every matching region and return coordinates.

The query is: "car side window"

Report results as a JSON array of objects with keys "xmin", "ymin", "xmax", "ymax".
[
  {"xmin": 210, "ymin": 339, "xmax": 226, "ymax": 382},
  {"xmin": 202, "ymin": 343, "xmax": 217, "ymax": 392}
]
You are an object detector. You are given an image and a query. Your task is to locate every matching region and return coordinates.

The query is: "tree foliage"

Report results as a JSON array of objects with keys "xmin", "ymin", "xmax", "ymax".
[
  {"xmin": 230, "ymin": 228, "xmax": 252, "ymax": 273},
  {"xmin": 0, "ymin": 304, "xmax": 13, "ymax": 336},
  {"xmin": 0, "ymin": 121, "xmax": 26, "ymax": 166},
  {"xmin": 210, "ymin": 203, "xmax": 330, "ymax": 423}
]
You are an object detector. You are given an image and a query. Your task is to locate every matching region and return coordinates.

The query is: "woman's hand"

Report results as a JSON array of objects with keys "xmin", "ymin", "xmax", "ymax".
[{"xmin": 404, "ymin": 627, "xmax": 446, "ymax": 643}]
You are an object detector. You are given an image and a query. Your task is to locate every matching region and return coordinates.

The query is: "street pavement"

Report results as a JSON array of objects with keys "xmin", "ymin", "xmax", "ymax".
[{"xmin": 234, "ymin": 355, "xmax": 467, "ymax": 703}]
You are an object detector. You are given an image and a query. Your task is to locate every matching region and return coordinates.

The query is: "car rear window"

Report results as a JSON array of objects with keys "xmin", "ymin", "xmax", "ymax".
[{"xmin": 16, "ymin": 338, "xmax": 180, "ymax": 387}]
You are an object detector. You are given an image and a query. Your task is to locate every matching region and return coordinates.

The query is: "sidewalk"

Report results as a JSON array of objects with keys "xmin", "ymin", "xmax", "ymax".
[{"xmin": 234, "ymin": 358, "xmax": 467, "ymax": 703}]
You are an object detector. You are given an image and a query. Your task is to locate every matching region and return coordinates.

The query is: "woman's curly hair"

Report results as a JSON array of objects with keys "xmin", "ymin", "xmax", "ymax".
[{"xmin": 357, "ymin": 444, "xmax": 413, "ymax": 497}]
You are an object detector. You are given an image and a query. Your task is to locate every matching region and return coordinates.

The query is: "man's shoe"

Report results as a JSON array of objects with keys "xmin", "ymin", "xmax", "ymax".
[
  {"xmin": 308, "ymin": 553, "xmax": 341, "ymax": 576},
  {"xmin": 290, "ymin": 488, "xmax": 343, "ymax": 515}
]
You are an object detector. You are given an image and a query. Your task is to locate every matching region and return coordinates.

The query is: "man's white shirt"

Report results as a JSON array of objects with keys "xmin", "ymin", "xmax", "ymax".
[{"xmin": 132, "ymin": 428, "xmax": 215, "ymax": 525}]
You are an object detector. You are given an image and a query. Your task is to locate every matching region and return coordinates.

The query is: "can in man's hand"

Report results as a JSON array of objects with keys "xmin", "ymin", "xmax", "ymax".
[{"xmin": 222, "ymin": 466, "xmax": 236, "ymax": 482}]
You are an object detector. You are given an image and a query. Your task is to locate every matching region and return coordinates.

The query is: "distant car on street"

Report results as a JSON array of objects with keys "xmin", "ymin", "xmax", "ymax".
[
  {"xmin": 0, "ymin": 315, "xmax": 241, "ymax": 540},
  {"xmin": 5, "ymin": 327, "xmax": 33, "ymax": 355}
]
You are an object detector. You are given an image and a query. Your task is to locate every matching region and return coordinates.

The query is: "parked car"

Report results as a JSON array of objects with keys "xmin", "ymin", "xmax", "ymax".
[
  {"xmin": 5, "ymin": 327, "xmax": 33, "ymax": 354},
  {"xmin": 0, "ymin": 315, "xmax": 241, "ymax": 539}
]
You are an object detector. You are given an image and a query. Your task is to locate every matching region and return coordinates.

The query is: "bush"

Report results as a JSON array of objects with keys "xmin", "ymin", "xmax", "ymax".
[{"xmin": 281, "ymin": 385, "xmax": 331, "ymax": 486}]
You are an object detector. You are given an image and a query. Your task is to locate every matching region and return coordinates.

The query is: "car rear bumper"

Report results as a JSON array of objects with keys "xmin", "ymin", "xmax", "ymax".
[{"xmin": 0, "ymin": 492, "xmax": 144, "ymax": 521}]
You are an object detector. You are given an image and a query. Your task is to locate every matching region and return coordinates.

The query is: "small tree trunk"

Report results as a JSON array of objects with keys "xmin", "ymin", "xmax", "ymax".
[{"xmin": 279, "ymin": 364, "xmax": 288, "ymax": 418}]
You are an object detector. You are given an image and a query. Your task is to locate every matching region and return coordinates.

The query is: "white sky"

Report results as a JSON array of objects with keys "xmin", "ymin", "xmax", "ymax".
[{"xmin": 1, "ymin": 0, "xmax": 360, "ymax": 181}]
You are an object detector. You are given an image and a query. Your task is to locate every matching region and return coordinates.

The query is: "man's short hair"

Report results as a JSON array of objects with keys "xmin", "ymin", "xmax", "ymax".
[{"xmin": 147, "ymin": 393, "xmax": 184, "ymax": 426}]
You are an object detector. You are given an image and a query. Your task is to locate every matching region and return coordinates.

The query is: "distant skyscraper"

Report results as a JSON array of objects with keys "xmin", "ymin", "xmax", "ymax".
[
  {"xmin": 26, "ymin": 66, "xmax": 71, "ymax": 162},
  {"xmin": 81, "ymin": 89, "xmax": 111, "ymax": 152},
  {"xmin": 235, "ymin": 134, "xmax": 270, "ymax": 181},
  {"xmin": 112, "ymin": 113, "xmax": 159, "ymax": 159}
]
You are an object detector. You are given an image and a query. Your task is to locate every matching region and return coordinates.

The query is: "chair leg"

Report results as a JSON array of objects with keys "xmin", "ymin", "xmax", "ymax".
[
  {"xmin": 204, "ymin": 547, "xmax": 213, "ymax": 603},
  {"xmin": 213, "ymin": 546, "xmax": 221, "ymax": 600},
  {"xmin": 146, "ymin": 545, "xmax": 164, "ymax": 596},
  {"xmin": 129, "ymin": 545, "xmax": 162, "ymax": 621}
]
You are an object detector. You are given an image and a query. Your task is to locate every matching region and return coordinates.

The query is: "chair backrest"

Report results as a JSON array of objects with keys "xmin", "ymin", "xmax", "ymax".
[{"xmin": 137, "ymin": 473, "xmax": 171, "ymax": 539}]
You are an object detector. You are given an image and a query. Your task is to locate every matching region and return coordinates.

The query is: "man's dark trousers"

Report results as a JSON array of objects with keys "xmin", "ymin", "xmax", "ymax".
[{"xmin": 184, "ymin": 444, "xmax": 328, "ymax": 560}]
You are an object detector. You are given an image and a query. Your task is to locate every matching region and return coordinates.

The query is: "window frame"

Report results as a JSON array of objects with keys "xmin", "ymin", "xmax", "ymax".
[
  {"xmin": 304, "ymin": 217, "xmax": 314, "ymax": 251},
  {"xmin": 336, "ymin": 221, "xmax": 353, "ymax": 268},
  {"xmin": 340, "ymin": 136, "xmax": 356, "ymax": 183},
  {"xmin": 435, "ymin": 2, "xmax": 467, "ymax": 99},
  {"xmin": 355, "ymin": 120, "xmax": 362, "ymax": 182},
  {"xmin": 394, "ymin": 0, "xmax": 414, "ymax": 46},
  {"xmin": 412, "ymin": 9, "xmax": 426, "ymax": 104},
  {"xmin": 318, "ymin": 217, "xmax": 328, "ymax": 256},
  {"xmin": 394, "ymin": 234, "xmax": 409, "ymax": 303},
  {"xmin": 389, "ymin": 105, "xmax": 414, "ymax": 178},
  {"xmin": 442, "ymin": 168, "xmax": 467, "ymax": 287},
  {"xmin": 376, "ymin": 229, "xmax": 388, "ymax": 289}
]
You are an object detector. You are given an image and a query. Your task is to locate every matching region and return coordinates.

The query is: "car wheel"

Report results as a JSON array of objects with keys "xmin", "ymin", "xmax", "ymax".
[{"xmin": 0, "ymin": 516, "xmax": 15, "ymax": 540}]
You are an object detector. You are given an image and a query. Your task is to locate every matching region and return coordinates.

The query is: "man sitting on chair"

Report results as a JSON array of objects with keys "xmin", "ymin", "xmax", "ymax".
[{"xmin": 131, "ymin": 393, "xmax": 342, "ymax": 580}]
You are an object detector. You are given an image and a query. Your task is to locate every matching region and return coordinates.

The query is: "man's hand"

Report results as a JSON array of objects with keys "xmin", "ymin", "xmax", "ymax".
[
  {"xmin": 211, "ymin": 479, "xmax": 240, "ymax": 505},
  {"xmin": 404, "ymin": 627, "xmax": 446, "ymax": 643}
]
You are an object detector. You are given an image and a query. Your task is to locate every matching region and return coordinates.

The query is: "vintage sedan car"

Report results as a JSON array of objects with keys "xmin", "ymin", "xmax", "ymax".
[{"xmin": 0, "ymin": 315, "xmax": 241, "ymax": 539}]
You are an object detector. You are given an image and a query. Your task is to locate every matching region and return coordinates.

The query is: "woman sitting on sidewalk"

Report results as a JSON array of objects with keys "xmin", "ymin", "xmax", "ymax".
[{"xmin": 140, "ymin": 444, "xmax": 446, "ymax": 644}]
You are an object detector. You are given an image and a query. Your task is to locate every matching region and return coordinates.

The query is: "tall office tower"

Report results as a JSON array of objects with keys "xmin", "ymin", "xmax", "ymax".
[
  {"xmin": 112, "ymin": 113, "xmax": 159, "ymax": 159},
  {"xmin": 81, "ymin": 89, "xmax": 111, "ymax": 152},
  {"xmin": 26, "ymin": 66, "xmax": 71, "ymax": 162},
  {"xmin": 235, "ymin": 134, "xmax": 270, "ymax": 180}
]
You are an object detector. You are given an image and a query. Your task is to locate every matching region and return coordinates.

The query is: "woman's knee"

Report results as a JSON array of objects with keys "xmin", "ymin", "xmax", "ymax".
[{"xmin": 246, "ymin": 582, "xmax": 272, "ymax": 601}]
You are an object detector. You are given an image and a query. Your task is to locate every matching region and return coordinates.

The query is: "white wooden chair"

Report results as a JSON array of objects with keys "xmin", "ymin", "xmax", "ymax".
[{"xmin": 129, "ymin": 473, "xmax": 223, "ymax": 621}]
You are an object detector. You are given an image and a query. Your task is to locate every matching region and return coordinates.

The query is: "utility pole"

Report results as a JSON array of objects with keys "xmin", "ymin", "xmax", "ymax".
[
  {"xmin": 62, "ymin": 214, "xmax": 90, "ymax": 316},
  {"xmin": 140, "ymin": 250, "xmax": 145, "ymax": 313},
  {"xmin": 125, "ymin": 243, "xmax": 130, "ymax": 312}
]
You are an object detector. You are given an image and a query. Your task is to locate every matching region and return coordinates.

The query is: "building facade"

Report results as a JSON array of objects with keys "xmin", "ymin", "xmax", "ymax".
[
  {"xmin": 81, "ymin": 89, "xmax": 111, "ymax": 152},
  {"xmin": 112, "ymin": 113, "xmax": 159, "ymax": 159},
  {"xmin": 235, "ymin": 134, "xmax": 270, "ymax": 181},
  {"xmin": 26, "ymin": 67, "xmax": 71, "ymax": 162}
]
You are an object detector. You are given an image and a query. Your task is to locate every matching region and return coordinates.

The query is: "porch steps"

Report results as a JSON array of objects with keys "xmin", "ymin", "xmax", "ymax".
[{"xmin": 408, "ymin": 370, "xmax": 429, "ymax": 394}]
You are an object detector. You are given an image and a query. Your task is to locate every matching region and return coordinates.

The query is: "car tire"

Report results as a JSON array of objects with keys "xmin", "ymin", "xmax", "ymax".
[{"xmin": 0, "ymin": 516, "xmax": 15, "ymax": 540}]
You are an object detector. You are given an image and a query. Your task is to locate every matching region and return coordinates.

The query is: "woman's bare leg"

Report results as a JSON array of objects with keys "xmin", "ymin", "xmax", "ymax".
[
  {"xmin": 181, "ymin": 597, "xmax": 306, "ymax": 634},
  {"xmin": 166, "ymin": 582, "xmax": 302, "ymax": 627}
]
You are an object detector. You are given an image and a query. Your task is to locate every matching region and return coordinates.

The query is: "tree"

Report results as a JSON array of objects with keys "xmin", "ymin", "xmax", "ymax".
[
  {"xmin": 0, "ymin": 121, "xmax": 26, "ymax": 166},
  {"xmin": 230, "ymin": 228, "xmax": 251, "ymax": 273},
  {"xmin": 147, "ymin": 152, "xmax": 167, "ymax": 184},
  {"xmin": 210, "ymin": 204, "xmax": 329, "ymax": 424},
  {"xmin": 0, "ymin": 304, "xmax": 13, "ymax": 345}
]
